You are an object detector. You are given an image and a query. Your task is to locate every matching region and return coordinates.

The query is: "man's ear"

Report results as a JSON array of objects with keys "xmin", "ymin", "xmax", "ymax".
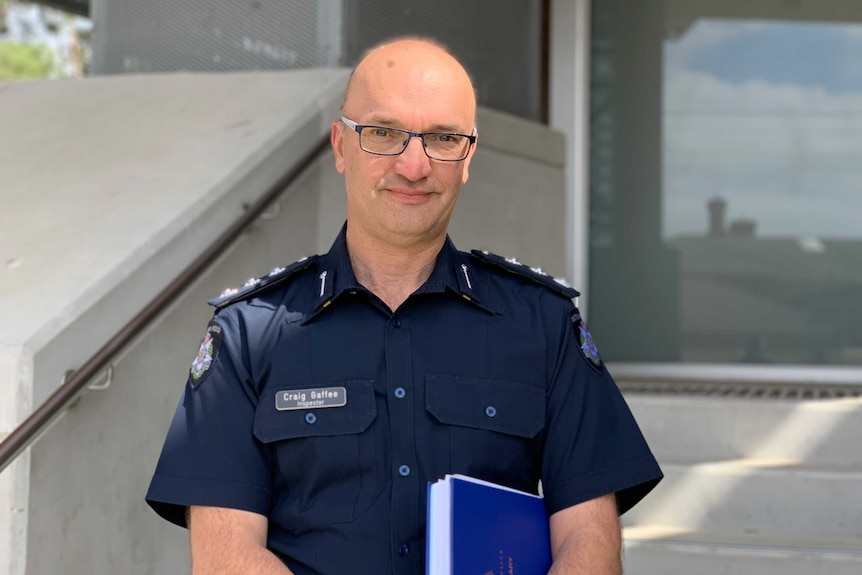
[{"xmin": 331, "ymin": 121, "xmax": 346, "ymax": 174}]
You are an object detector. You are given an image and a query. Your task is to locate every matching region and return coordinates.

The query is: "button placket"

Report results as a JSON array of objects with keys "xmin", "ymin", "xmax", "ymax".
[{"xmin": 384, "ymin": 312, "xmax": 418, "ymax": 571}]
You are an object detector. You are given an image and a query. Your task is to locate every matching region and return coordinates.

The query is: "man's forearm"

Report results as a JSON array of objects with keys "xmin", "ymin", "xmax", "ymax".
[
  {"xmin": 547, "ymin": 524, "xmax": 622, "ymax": 575},
  {"xmin": 189, "ymin": 506, "xmax": 294, "ymax": 575},
  {"xmin": 192, "ymin": 544, "xmax": 294, "ymax": 575}
]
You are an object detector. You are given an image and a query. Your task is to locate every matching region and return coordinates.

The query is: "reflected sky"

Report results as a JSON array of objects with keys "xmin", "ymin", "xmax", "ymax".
[
  {"xmin": 687, "ymin": 22, "xmax": 862, "ymax": 94},
  {"xmin": 662, "ymin": 20, "xmax": 862, "ymax": 239}
]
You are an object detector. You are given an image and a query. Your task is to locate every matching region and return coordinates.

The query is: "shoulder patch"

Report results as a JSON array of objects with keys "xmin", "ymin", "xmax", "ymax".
[
  {"xmin": 208, "ymin": 256, "xmax": 318, "ymax": 309},
  {"xmin": 571, "ymin": 311, "xmax": 603, "ymax": 373},
  {"xmin": 470, "ymin": 250, "xmax": 580, "ymax": 299},
  {"xmin": 190, "ymin": 319, "xmax": 223, "ymax": 387}
]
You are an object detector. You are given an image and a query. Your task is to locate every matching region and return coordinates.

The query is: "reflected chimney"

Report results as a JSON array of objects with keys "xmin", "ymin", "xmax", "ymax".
[{"xmin": 708, "ymin": 197, "xmax": 726, "ymax": 238}]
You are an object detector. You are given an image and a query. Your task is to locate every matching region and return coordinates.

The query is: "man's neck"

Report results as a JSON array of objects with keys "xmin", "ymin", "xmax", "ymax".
[{"xmin": 346, "ymin": 227, "xmax": 444, "ymax": 312}]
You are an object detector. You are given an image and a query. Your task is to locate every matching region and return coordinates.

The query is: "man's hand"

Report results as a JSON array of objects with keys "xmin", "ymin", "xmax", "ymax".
[
  {"xmin": 547, "ymin": 493, "xmax": 622, "ymax": 575},
  {"xmin": 189, "ymin": 506, "xmax": 294, "ymax": 575}
]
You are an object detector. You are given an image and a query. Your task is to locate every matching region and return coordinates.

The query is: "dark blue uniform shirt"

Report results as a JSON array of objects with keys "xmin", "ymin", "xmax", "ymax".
[{"xmin": 147, "ymin": 227, "xmax": 662, "ymax": 574}]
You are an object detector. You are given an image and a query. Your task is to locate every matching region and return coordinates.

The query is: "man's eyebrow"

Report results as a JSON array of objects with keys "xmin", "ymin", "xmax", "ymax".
[
  {"xmin": 365, "ymin": 116, "xmax": 400, "ymax": 126},
  {"xmin": 427, "ymin": 124, "xmax": 464, "ymax": 133}
]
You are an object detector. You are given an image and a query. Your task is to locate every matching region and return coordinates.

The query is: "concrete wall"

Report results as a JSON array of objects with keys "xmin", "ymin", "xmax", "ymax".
[
  {"xmin": 0, "ymin": 350, "xmax": 30, "ymax": 575},
  {"xmin": 0, "ymin": 72, "xmax": 566, "ymax": 575}
]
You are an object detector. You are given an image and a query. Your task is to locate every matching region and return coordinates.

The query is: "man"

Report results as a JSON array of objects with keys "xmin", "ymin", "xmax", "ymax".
[{"xmin": 147, "ymin": 37, "xmax": 662, "ymax": 574}]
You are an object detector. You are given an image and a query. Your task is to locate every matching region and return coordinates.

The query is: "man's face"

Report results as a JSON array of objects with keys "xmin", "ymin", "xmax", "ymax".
[{"xmin": 331, "ymin": 43, "xmax": 477, "ymax": 246}]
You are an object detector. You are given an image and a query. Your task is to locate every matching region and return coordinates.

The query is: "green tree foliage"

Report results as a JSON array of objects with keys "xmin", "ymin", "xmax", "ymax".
[
  {"xmin": 1, "ymin": 0, "xmax": 56, "ymax": 80},
  {"xmin": 0, "ymin": 41, "xmax": 55, "ymax": 80}
]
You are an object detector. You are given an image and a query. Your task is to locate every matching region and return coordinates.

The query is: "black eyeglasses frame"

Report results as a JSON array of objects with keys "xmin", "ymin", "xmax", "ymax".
[{"xmin": 340, "ymin": 116, "xmax": 477, "ymax": 162}]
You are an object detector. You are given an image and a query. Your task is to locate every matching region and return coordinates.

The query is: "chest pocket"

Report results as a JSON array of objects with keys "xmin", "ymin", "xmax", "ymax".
[
  {"xmin": 254, "ymin": 379, "xmax": 379, "ymax": 528},
  {"xmin": 425, "ymin": 374, "xmax": 545, "ymax": 490}
]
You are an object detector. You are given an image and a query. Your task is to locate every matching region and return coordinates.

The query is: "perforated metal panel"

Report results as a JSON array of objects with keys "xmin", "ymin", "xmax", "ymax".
[
  {"xmin": 91, "ymin": 0, "xmax": 544, "ymax": 121},
  {"xmin": 91, "ymin": 0, "xmax": 338, "ymax": 74}
]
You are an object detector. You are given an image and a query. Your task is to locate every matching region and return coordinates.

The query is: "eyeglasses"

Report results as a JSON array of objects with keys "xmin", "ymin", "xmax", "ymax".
[{"xmin": 340, "ymin": 116, "xmax": 476, "ymax": 162}]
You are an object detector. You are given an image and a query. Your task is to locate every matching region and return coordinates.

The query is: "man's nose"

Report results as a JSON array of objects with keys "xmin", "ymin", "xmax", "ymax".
[{"xmin": 394, "ymin": 136, "xmax": 433, "ymax": 181}]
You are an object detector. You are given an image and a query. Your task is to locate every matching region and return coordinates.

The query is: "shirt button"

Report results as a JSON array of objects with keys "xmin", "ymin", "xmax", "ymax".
[
  {"xmin": 305, "ymin": 412, "xmax": 317, "ymax": 424},
  {"xmin": 393, "ymin": 319, "xmax": 402, "ymax": 328},
  {"xmin": 398, "ymin": 464, "xmax": 411, "ymax": 477},
  {"xmin": 485, "ymin": 405, "xmax": 497, "ymax": 418},
  {"xmin": 398, "ymin": 543, "xmax": 410, "ymax": 557},
  {"xmin": 394, "ymin": 387, "xmax": 406, "ymax": 399}
]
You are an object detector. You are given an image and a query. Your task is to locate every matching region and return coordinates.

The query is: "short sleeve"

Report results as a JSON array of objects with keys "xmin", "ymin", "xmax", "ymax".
[
  {"xmin": 540, "ymin": 307, "xmax": 663, "ymax": 516},
  {"xmin": 146, "ymin": 310, "xmax": 273, "ymax": 527}
]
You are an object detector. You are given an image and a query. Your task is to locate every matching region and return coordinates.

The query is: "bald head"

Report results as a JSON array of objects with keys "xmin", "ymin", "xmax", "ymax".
[{"xmin": 342, "ymin": 38, "xmax": 477, "ymax": 129}]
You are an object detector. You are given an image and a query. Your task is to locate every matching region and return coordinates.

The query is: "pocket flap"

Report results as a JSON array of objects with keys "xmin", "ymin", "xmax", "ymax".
[
  {"xmin": 254, "ymin": 380, "xmax": 376, "ymax": 443},
  {"xmin": 425, "ymin": 374, "xmax": 544, "ymax": 438}
]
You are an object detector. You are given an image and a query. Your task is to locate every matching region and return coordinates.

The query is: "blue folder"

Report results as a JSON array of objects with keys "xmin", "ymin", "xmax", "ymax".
[{"xmin": 427, "ymin": 474, "xmax": 552, "ymax": 575}]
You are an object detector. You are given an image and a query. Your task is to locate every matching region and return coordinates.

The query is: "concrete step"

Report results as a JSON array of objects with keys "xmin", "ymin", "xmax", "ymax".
[
  {"xmin": 623, "ymin": 526, "xmax": 862, "ymax": 575},
  {"xmin": 624, "ymin": 460, "xmax": 862, "ymax": 538},
  {"xmin": 627, "ymin": 395, "xmax": 862, "ymax": 467}
]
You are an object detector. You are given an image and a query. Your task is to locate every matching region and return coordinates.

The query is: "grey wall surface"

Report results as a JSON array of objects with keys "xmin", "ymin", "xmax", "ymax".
[{"xmin": 2, "ymin": 72, "xmax": 565, "ymax": 574}]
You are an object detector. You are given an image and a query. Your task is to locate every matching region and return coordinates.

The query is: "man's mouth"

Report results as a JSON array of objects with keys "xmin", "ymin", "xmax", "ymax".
[{"xmin": 386, "ymin": 187, "xmax": 435, "ymax": 202}]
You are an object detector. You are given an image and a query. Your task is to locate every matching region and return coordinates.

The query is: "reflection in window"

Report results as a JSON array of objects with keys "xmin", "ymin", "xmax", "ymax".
[{"xmin": 589, "ymin": 1, "xmax": 862, "ymax": 366}]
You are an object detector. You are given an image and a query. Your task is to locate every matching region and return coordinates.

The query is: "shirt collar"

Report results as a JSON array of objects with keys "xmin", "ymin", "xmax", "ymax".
[
  {"xmin": 309, "ymin": 223, "xmax": 496, "ymax": 317},
  {"xmin": 417, "ymin": 236, "xmax": 493, "ymax": 311},
  {"xmin": 312, "ymin": 223, "xmax": 360, "ymax": 307}
]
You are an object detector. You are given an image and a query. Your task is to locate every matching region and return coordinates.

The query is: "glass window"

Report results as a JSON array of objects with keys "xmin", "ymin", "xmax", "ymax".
[{"xmin": 589, "ymin": 0, "xmax": 862, "ymax": 365}]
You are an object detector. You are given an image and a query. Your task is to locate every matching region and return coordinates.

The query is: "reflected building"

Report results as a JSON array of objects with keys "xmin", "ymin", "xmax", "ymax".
[{"xmin": 671, "ymin": 199, "xmax": 862, "ymax": 364}]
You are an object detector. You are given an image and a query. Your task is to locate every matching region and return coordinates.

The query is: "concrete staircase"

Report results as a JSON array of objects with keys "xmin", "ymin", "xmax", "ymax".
[{"xmin": 621, "ymin": 393, "xmax": 862, "ymax": 574}]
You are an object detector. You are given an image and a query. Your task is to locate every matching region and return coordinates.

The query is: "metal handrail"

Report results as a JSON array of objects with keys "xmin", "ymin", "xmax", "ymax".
[{"xmin": 0, "ymin": 134, "xmax": 331, "ymax": 475}]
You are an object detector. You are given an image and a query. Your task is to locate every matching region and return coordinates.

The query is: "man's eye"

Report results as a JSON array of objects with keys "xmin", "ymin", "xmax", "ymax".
[
  {"xmin": 429, "ymin": 134, "xmax": 463, "ymax": 145},
  {"xmin": 369, "ymin": 128, "xmax": 391, "ymax": 138}
]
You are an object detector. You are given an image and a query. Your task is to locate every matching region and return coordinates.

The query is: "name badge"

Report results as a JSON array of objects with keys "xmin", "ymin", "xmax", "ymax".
[{"xmin": 275, "ymin": 387, "xmax": 347, "ymax": 410}]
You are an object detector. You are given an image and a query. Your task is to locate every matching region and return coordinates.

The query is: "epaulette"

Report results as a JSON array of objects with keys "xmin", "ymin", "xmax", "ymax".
[
  {"xmin": 470, "ymin": 250, "xmax": 580, "ymax": 299},
  {"xmin": 208, "ymin": 256, "xmax": 318, "ymax": 309}
]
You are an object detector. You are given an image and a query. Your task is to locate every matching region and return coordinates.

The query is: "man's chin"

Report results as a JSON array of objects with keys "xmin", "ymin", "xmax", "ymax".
[{"xmin": 380, "ymin": 217, "xmax": 450, "ymax": 244}]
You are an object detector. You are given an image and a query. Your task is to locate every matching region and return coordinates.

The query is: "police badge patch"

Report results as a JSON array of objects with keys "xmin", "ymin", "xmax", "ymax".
[
  {"xmin": 571, "ymin": 312, "xmax": 602, "ymax": 372},
  {"xmin": 189, "ymin": 320, "xmax": 223, "ymax": 387}
]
